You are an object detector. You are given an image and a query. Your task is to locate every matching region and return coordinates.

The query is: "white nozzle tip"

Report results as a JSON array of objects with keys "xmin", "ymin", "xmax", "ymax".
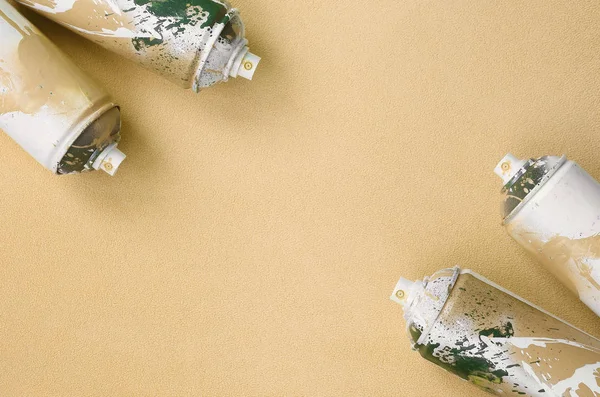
[
  {"xmin": 92, "ymin": 143, "xmax": 126, "ymax": 176},
  {"xmin": 390, "ymin": 277, "xmax": 414, "ymax": 305},
  {"xmin": 236, "ymin": 51, "xmax": 260, "ymax": 80},
  {"xmin": 494, "ymin": 153, "xmax": 526, "ymax": 185}
]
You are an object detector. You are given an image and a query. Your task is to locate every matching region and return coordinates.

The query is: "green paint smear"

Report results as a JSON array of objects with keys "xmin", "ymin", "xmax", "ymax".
[
  {"xmin": 415, "ymin": 323, "xmax": 515, "ymax": 394},
  {"xmin": 478, "ymin": 321, "xmax": 514, "ymax": 338},
  {"xmin": 132, "ymin": 36, "xmax": 164, "ymax": 51},
  {"xmin": 408, "ymin": 323, "xmax": 422, "ymax": 344},
  {"xmin": 132, "ymin": 0, "xmax": 228, "ymax": 45}
]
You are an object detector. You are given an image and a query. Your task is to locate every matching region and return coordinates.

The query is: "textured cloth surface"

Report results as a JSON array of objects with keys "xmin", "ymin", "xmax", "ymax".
[{"xmin": 2, "ymin": 0, "xmax": 600, "ymax": 395}]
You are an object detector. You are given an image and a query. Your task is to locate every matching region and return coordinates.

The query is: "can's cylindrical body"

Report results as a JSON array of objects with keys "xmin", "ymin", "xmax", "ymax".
[
  {"xmin": 391, "ymin": 268, "xmax": 600, "ymax": 396},
  {"xmin": 0, "ymin": 0, "xmax": 125, "ymax": 175},
  {"xmin": 15, "ymin": 0, "xmax": 259, "ymax": 91},
  {"xmin": 496, "ymin": 154, "xmax": 600, "ymax": 316}
]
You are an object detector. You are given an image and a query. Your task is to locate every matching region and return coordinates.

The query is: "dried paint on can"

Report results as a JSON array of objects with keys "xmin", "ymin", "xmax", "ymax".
[
  {"xmin": 391, "ymin": 268, "xmax": 600, "ymax": 396},
  {"xmin": 0, "ymin": 1, "xmax": 125, "ymax": 175},
  {"xmin": 495, "ymin": 154, "xmax": 600, "ymax": 316},
  {"xmin": 15, "ymin": 0, "xmax": 260, "ymax": 91}
]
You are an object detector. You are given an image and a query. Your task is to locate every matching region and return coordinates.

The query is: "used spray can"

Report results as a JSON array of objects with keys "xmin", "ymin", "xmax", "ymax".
[
  {"xmin": 0, "ymin": 0, "xmax": 125, "ymax": 175},
  {"xmin": 391, "ymin": 267, "xmax": 600, "ymax": 396},
  {"xmin": 15, "ymin": 0, "xmax": 261, "ymax": 92},
  {"xmin": 494, "ymin": 154, "xmax": 600, "ymax": 316}
]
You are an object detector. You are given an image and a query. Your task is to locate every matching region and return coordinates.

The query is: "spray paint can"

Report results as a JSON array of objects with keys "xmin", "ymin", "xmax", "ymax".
[
  {"xmin": 494, "ymin": 154, "xmax": 600, "ymax": 316},
  {"xmin": 15, "ymin": 0, "xmax": 260, "ymax": 92},
  {"xmin": 0, "ymin": 0, "xmax": 125, "ymax": 175},
  {"xmin": 391, "ymin": 267, "xmax": 600, "ymax": 396}
]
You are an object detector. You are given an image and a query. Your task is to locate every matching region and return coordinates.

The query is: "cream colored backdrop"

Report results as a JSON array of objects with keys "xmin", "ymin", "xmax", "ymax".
[{"xmin": 1, "ymin": 0, "xmax": 600, "ymax": 395}]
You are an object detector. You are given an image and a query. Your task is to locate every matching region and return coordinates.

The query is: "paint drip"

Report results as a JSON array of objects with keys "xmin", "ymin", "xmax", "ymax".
[
  {"xmin": 391, "ymin": 268, "xmax": 600, "ymax": 396},
  {"xmin": 495, "ymin": 154, "xmax": 600, "ymax": 316},
  {"xmin": 0, "ymin": 1, "xmax": 125, "ymax": 175},
  {"xmin": 15, "ymin": 0, "xmax": 260, "ymax": 92}
]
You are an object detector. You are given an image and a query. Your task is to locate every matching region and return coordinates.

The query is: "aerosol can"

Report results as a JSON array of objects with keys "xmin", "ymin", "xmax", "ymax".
[
  {"xmin": 16, "ymin": 0, "xmax": 260, "ymax": 91},
  {"xmin": 495, "ymin": 154, "xmax": 600, "ymax": 316},
  {"xmin": 0, "ymin": 0, "xmax": 125, "ymax": 175},
  {"xmin": 391, "ymin": 267, "xmax": 600, "ymax": 396}
]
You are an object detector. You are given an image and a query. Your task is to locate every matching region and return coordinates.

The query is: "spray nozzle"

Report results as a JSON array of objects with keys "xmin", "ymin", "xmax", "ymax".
[
  {"xmin": 92, "ymin": 142, "xmax": 126, "ymax": 176},
  {"xmin": 390, "ymin": 277, "xmax": 415, "ymax": 306},
  {"xmin": 494, "ymin": 153, "xmax": 528, "ymax": 185},
  {"xmin": 229, "ymin": 47, "xmax": 260, "ymax": 80}
]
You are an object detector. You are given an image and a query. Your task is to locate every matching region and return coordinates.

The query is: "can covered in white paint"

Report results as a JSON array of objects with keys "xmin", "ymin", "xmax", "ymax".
[
  {"xmin": 494, "ymin": 154, "xmax": 600, "ymax": 316},
  {"xmin": 15, "ymin": 0, "xmax": 260, "ymax": 92},
  {"xmin": 0, "ymin": 0, "xmax": 125, "ymax": 175},
  {"xmin": 391, "ymin": 267, "xmax": 600, "ymax": 396}
]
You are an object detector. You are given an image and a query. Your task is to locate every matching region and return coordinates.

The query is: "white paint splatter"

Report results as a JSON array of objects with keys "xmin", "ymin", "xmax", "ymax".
[
  {"xmin": 552, "ymin": 362, "xmax": 600, "ymax": 395},
  {"xmin": 493, "ymin": 336, "xmax": 600, "ymax": 353},
  {"xmin": 24, "ymin": 0, "xmax": 77, "ymax": 14},
  {"xmin": 490, "ymin": 336, "xmax": 600, "ymax": 395}
]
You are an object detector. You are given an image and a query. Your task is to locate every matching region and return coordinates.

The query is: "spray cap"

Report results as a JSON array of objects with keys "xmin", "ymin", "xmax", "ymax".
[
  {"xmin": 390, "ymin": 277, "xmax": 415, "ymax": 306},
  {"xmin": 92, "ymin": 142, "xmax": 126, "ymax": 176},
  {"xmin": 229, "ymin": 47, "xmax": 260, "ymax": 80},
  {"xmin": 494, "ymin": 153, "xmax": 528, "ymax": 185}
]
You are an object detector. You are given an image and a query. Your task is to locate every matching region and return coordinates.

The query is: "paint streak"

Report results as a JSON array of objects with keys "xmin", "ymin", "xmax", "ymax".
[
  {"xmin": 0, "ymin": 8, "xmax": 28, "ymax": 34},
  {"xmin": 61, "ymin": 0, "xmax": 133, "ymax": 35},
  {"xmin": 509, "ymin": 225, "xmax": 600, "ymax": 315},
  {"xmin": 499, "ymin": 337, "xmax": 600, "ymax": 353},
  {"xmin": 0, "ymin": 18, "xmax": 93, "ymax": 115},
  {"xmin": 30, "ymin": 0, "xmax": 58, "ymax": 10},
  {"xmin": 0, "ymin": 66, "xmax": 19, "ymax": 113},
  {"xmin": 18, "ymin": 0, "xmax": 74, "ymax": 13},
  {"xmin": 489, "ymin": 336, "xmax": 600, "ymax": 395},
  {"xmin": 541, "ymin": 359, "xmax": 600, "ymax": 396},
  {"xmin": 540, "ymin": 235, "xmax": 600, "ymax": 292}
]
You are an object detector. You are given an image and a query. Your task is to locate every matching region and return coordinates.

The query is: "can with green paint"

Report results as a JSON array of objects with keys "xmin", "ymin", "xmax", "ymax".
[
  {"xmin": 391, "ymin": 267, "xmax": 600, "ymax": 396},
  {"xmin": 0, "ymin": 0, "xmax": 125, "ymax": 175},
  {"xmin": 15, "ymin": 0, "xmax": 260, "ymax": 92}
]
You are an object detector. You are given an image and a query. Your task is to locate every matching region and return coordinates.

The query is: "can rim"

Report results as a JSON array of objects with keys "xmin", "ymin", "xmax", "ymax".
[
  {"xmin": 50, "ymin": 99, "xmax": 118, "ymax": 173},
  {"xmin": 415, "ymin": 266, "xmax": 460, "ymax": 346},
  {"xmin": 191, "ymin": 9, "xmax": 243, "ymax": 92},
  {"xmin": 500, "ymin": 158, "xmax": 534, "ymax": 194},
  {"xmin": 502, "ymin": 155, "xmax": 567, "ymax": 225}
]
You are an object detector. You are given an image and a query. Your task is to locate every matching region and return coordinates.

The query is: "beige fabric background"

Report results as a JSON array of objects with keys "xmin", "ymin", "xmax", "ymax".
[{"xmin": 2, "ymin": 0, "xmax": 600, "ymax": 395}]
